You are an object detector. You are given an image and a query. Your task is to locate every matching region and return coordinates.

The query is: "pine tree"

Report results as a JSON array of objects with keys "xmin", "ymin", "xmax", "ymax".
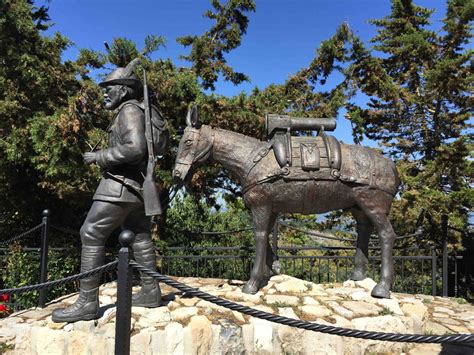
[
  {"xmin": 303, "ymin": 0, "xmax": 472, "ymax": 248},
  {"xmin": 177, "ymin": 0, "xmax": 256, "ymax": 90},
  {"xmin": 351, "ymin": 0, "xmax": 472, "ymax": 245},
  {"xmin": 0, "ymin": 0, "xmax": 107, "ymax": 232}
]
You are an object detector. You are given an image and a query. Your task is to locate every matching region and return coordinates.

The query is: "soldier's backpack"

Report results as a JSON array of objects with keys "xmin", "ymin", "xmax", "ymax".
[
  {"xmin": 126, "ymin": 100, "xmax": 169, "ymax": 158},
  {"xmin": 146, "ymin": 104, "xmax": 169, "ymax": 158}
]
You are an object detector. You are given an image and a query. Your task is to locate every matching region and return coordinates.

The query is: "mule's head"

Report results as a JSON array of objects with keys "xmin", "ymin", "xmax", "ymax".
[{"xmin": 173, "ymin": 106, "xmax": 214, "ymax": 183}]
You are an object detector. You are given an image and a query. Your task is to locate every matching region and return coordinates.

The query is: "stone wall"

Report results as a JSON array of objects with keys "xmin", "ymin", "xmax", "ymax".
[{"xmin": 1, "ymin": 275, "xmax": 473, "ymax": 354}]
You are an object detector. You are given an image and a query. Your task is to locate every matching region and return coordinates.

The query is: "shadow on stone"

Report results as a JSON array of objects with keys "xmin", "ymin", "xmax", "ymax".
[{"xmin": 97, "ymin": 303, "xmax": 115, "ymax": 318}]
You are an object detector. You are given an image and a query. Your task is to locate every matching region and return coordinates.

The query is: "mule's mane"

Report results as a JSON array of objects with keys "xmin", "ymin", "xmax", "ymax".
[
  {"xmin": 207, "ymin": 126, "xmax": 264, "ymax": 181},
  {"xmin": 213, "ymin": 127, "xmax": 263, "ymax": 147}
]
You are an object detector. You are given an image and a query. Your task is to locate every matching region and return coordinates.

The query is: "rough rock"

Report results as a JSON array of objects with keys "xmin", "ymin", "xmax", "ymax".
[
  {"xmin": 2, "ymin": 275, "xmax": 473, "ymax": 354},
  {"xmin": 273, "ymin": 278, "xmax": 310, "ymax": 293},
  {"xmin": 376, "ymin": 298, "xmax": 404, "ymax": 315},
  {"xmin": 342, "ymin": 301, "xmax": 381, "ymax": 317},
  {"xmin": 278, "ymin": 307, "xmax": 299, "ymax": 319},
  {"xmin": 326, "ymin": 301, "xmax": 354, "ymax": 319},
  {"xmin": 250, "ymin": 318, "xmax": 274, "ymax": 354},
  {"xmin": 401, "ymin": 302, "xmax": 428, "ymax": 321},
  {"xmin": 351, "ymin": 315, "xmax": 409, "ymax": 354},
  {"xmin": 350, "ymin": 290, "xmax": 369, "ymax": 301},
  {"xmin": 302, "ymin": 296, "xmax": 319, "ymax": 305},
  {"xmin": 354, "ymin": 278, "xmax": 377, "ymax": 291},
  {"xmin": 170, "ymin": 306, "xmax": 198, "ymax": 321},
  {"xmin": 218, "ymin": 319, "xmax": 245, "ymax": 354},
  {"xmin": 264, "ymin": 295, "xmax": 299, "ymax": 307},
  {"xmin": 184, "ymin": 316, "xmax": 212, "ymax": 354},
  {"xmin": 300, "ymin": 305, "xmax": 332, "ymax": 319}
]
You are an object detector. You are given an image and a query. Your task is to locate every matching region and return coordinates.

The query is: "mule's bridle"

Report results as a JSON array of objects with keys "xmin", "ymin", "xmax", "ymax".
[{"xmin": 175, "ymin": 125, "xmax": 215, "ymax": 169}]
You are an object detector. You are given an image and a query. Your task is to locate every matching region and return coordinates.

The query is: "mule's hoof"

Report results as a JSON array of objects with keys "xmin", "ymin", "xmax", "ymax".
[
  {"xmin": 371, "ymin": 283, "xmax": 391, "ymax": 299},
  {"xmin": 350, "ymin": 270, "xmax": 365, "ymax": 281},
  {"xmin": 242, "ymin": 281, "xmax": 258, "ymax": 294},
  {"xmin": 271, "ymin": 261, "xmax": 281, "ymax": 275}
]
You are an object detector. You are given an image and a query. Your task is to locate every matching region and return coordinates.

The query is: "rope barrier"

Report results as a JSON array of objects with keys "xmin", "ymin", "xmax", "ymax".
[
  {"xmin": 0, "ymin": 261, "xmax": 118, "ymax": 296},
  {"xmin": 279, "ymin": 221, "xmax": 425, "ymax": 242},
  {"xmin": 278, "ymin": 221, "xmax": 357, "ymax": 242},
  {"xmin": 130, "ymin": 261, "xmax": 473, "ymax": 345},
  {"xmin": 0, "ymin": 223, "xmax": 44, "ymax": 247}
]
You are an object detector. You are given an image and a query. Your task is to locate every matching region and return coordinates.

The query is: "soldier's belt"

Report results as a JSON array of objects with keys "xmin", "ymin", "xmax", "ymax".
[{"xmin": 104, "ymin": 172, "xmax": 143, "ymax": 196}]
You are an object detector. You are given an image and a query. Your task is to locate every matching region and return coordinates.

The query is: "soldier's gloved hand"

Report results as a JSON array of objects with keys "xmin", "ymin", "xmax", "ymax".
[{"xmin": 83, "ymin": 152, "xmax": 98, "ymax": 164}]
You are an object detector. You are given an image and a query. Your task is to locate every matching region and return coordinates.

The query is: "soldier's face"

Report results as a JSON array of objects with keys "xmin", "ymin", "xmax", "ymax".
[{"xmin": 103, "ymin": 85, "xmax": 124, "ymax": 110}]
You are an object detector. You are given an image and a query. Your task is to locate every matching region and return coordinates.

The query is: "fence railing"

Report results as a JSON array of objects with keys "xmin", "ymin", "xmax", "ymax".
[
  {"xmin": 1, "ymin": 228, "xmax": 473, "ymax": 354},
  {"xmin": 0, "ymin": 209, "xmax": 468, "ymax": 313}
]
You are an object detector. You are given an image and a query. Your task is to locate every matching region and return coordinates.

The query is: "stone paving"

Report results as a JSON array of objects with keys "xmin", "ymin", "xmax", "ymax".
[{"xmin": 0, "ymin": 274, "xmax": 473, "ymax": 354}]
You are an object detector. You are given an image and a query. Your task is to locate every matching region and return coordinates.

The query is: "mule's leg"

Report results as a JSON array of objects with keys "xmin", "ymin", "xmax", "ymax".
[
  {"xmin": 355, "ymin": 189, "xmax": 396, "ymax": 299},
  {"xmin": 243, "ymin": 206, "xmax": 276, "ymax": 294},
  {"xmin": 264, "ymin": 217, "xmax": 282, "ymax": 274},
  {"xmin": 349, "ymin": 207, "xmax": 373, "ymax": 281}
]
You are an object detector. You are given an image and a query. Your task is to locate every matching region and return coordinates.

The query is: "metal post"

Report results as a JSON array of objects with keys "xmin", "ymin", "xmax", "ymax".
[
  {"xmin": 115, "ymin": 230, "xmax": 135, "ymax": 355},
  {"xmin": 453, "ymin": 256, "xmax": 458, "ymax": 298},
  {"xmin": 272, "ymin": 222, "xmax": 278, "ymax": 261},
  {"xmin": 271, "ymin": 221, "xmax": 281, "ymax": 274},
  {"xmin": 38, "ymin": 209, "xmax": 50, "ymax": 308},
  {"xmin": 431, "ymin": 247, "xmax": 437, "ymax": 296},
  {"xmin": 441, "ymin": 214, "xmax": 448, "ymax": 297}
]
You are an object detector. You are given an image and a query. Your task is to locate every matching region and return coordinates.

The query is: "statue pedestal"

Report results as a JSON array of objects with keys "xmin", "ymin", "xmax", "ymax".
[{"xmin": 1, "ymin": 275, "xmax": 473, "ymax": 354}]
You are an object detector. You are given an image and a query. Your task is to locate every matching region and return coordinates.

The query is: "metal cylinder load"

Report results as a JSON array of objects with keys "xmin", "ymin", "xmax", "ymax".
[{"xmin": 265, "ymin": 114, "xmax": 337, "ymax": 138}]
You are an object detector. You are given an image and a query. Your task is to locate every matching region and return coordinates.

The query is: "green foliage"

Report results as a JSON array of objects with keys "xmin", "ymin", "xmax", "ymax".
[
  {"xmin": 104, "ymin": 35, "xmax": 166, "ymax": 67},
  {"xmin": 2, "ymin": 243, "xmax": 79, "ymax": 309},
  {"xmin": 1, "ymin": 0, "xmax": 472, "ymax": 301},
  {"xmin": 453, "ymin": 297, "xmax": 468, "ymax": 304},
  {"xmin": 165, "ymin": 193, "xmax": 252, "ymax": 246},
  {"xmin": 299, "ymin": 0, "xmax": 473, "ymax": 250},
  {"xmin": 177, "ymin": 0, "xmax": 256, "ymax": 90},
  {"xmin": 0, "ymin": 0, "xmax": 111, "ymax": 233},
  {"xmin": 378, "ymin": 306, "xmax": 395, "ymax": 316},
  {"xmin": 158, "ymin": 194, "xmax": 254, "ymax": 280},
  {"xmin": 0, "ymin": 342, "xmax": 15, "ymax": 354}
]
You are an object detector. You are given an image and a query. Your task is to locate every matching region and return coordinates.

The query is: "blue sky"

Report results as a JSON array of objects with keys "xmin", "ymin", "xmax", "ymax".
[{"xmin": 42, "ymin": 0, "xmax": 450, "ymax": 145}]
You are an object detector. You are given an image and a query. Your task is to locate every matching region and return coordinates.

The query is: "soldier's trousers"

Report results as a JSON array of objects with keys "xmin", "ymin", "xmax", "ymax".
[{"xmin": 78, "ymin": 200, "xmax": 155, "ymax": 290}]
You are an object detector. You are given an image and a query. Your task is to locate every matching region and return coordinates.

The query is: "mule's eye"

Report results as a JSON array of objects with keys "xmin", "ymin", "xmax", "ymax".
[{"xmin": 185, "ymin": 140, "xmax": 193, "ymax": 146}]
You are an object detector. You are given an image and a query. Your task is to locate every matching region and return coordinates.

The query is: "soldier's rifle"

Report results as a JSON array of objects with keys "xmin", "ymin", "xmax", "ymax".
[{"xmin": 142, "ymin": 69, "xmax": 162, "ymax": 216}]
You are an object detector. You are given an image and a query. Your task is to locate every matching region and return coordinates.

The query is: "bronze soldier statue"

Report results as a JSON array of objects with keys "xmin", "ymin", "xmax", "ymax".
[{"xmin": 53, "ymin": 59, "xmax": 167, "ymax": 322}]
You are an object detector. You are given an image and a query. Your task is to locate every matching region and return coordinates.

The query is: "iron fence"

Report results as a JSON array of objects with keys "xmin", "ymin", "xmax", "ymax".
[
  {"xmin": 1, "ymin": 229, "xmax": 472, "ymax": 355},
  {"xmin": 155, "ymin": 245, "xmax": 451, "ymax": 296},
  {"xmin": 0, "ymin": 209, "xmax": 468, "ymax": 315}
]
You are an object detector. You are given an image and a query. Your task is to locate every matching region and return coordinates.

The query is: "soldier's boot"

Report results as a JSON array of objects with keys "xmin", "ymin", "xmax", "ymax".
[
  {"xmin": 131, "ymin": 237, "xmax": 161, "ymax": 308},
  {"xmin": 52, "ymin": 246, "xmax": 104, "ymax": 322}
]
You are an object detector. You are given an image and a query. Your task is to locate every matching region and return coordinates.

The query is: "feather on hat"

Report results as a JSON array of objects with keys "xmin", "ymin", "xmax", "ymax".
[{"xmin": 99, "ymin": 58, "xmax": 141, "ymax": 89}]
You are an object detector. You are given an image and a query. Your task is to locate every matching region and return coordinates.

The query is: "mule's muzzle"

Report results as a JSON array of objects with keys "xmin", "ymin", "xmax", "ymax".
[
  {"xmin": 172, "ymin": 168, "xmax": 183, "ymax": 181},
  {"xmin": 172, "ymin": 163, "xmax": 190, "ymax": 184},
  {"xmin": 173, "ymin": 169, "xmax": 182, "ymax": 181}
]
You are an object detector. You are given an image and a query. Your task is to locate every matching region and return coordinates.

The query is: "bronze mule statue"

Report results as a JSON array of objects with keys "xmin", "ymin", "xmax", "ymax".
[{"xmin": 173, "ymin": 108, "xmax": 400, "ymax": 299}]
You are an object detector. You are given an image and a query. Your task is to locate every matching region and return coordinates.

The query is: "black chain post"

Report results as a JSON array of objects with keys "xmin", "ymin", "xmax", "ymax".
[
  {"xmin": 431, "ymin": 246, "xmax": 437, "ymax": 296},
  {"xmin": 38, "ymin": 209, "xmax": 50, "ymax": 308},
  {"xmin": 115, "ymin": 230, "xmax": 135, "ymax": 355},
  {"xmin": 441, "ymin": 214, "xmax": 448, "ymax": 297}
]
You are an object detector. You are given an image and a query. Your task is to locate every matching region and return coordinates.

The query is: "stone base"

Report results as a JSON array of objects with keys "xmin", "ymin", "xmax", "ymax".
[{"xmin": 1, "ymin": 275, "xmax": 473, "ymax": 354}]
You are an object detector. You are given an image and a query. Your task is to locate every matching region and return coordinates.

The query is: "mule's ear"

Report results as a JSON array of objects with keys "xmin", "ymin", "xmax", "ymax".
[
  {"xmin": 186, "ymin": 104, "xmax": 199, "ymax": 127},
  {"xmin": 190, "ymin": 104, "xmax": 198, "ymax": 127},
  {"xmin": 185, "ymin": 107, "xmax": 192, "ymax": 127}
]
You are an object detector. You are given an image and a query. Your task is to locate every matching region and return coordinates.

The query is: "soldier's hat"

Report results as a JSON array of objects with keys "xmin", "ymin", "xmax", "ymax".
[{"xmin": 99, "ymin": 58, "xmax": 141, "ymax": 90}]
